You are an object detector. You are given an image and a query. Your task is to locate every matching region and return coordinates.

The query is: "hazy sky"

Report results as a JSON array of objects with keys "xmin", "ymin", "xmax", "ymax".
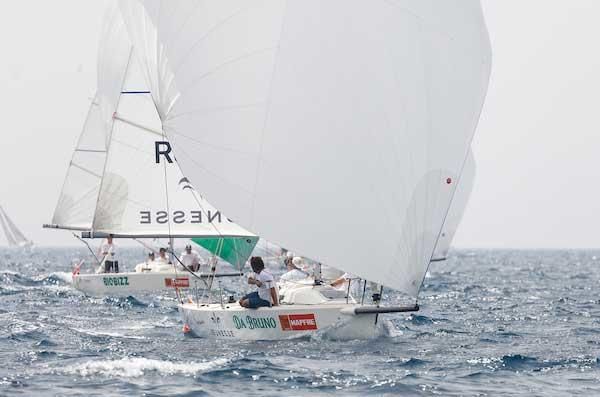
[{"xmin": 0, "ymin": 1, "xmax": 598, "ymax": 248}]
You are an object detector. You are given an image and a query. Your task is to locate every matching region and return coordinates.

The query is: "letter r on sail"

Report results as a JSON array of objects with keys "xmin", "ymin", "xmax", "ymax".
[{"xmin": 155, "ymin": 141, "xmax": 173, "ymax": 164}]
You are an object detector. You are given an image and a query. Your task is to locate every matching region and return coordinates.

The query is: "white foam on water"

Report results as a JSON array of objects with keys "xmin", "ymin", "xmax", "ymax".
[
  {"xmin": 381, "ymin": 319, "xmax": 403, "ymax": 338},
  {"xmin": 0, "ymin": 269, "xmax": 20, "ymax": 276},
  {"xmin": 49, "ymin": 271, "xmax": 73, "ymax": 284},
  {"xmin": 72, "ymin": 328, "xmax": 147, "ymax": 340},
  {"xmin": 61, "ymin": 357, "xmax": 229, "ymax": 378}
]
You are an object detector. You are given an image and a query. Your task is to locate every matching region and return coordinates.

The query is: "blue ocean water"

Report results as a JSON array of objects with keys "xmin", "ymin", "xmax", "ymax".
[{"xmin": 1, "ymin": 248, "xmax": 600, "ymax": 396}]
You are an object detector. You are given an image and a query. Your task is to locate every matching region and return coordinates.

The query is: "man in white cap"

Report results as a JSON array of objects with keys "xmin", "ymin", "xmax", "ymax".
[
  {"xmin": 280, "ymin": 256, "xmax": 309, "ymax": 282},
  {"xmin": 180, "ymin": 244, "xmax": 201, "ymax": 272},
  {"xmin": 283, "ymin": 251, "xmax": 294, "ymax": 268}
]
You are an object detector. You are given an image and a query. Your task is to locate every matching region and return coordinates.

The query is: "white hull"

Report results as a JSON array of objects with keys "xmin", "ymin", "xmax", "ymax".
[
  {"xmin": 179, "ymin": 302, "xmax": 378, "ymax": 340},
  {"xmin": 73, "ymin": 271, "xmax": 192, "ymax": 297}
]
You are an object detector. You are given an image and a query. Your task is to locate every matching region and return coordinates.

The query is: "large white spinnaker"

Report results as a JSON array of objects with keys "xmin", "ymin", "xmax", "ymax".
[
  {"xmin": 120, "ymin": 0, "xmax": 492, "ymax": 297},
  {"xmin": 431, "ymin": 150, "xmax": 476, "ymax": 261},
  {"xmin": 49, "ymin": 4, "xmax": 132, "ymax": 231}
]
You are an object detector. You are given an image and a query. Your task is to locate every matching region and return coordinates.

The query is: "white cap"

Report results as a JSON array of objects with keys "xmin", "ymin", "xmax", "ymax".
[
  {"xmin": 286, "ymin": 252, "xmax": 294, "ymax": 258},
  {"xmin": 292, "ymin": 257, "xmax": 303, "ymax": 266}
]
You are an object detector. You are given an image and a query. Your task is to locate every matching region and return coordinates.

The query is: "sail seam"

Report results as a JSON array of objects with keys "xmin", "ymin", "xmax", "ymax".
[{"xmin": 249, "ymin": 0, "xmax": 289, "ymax": 228}]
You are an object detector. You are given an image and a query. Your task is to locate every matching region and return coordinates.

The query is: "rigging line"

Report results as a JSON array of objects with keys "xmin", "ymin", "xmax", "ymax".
[
  {"xmin": 132, "ymin": 238, "xmax": 159, "ymax": 255},
  {"xmin": 249, "ymin": 0, "xmax": 289, "ymax": 228},
  {"xmin": 75, "ymin": 149, "xmax": 107, "ymax": 153},
  {"xmin": 169, "ymin": 249, "xmax": 210, "ymax": 285},
  {"xmin": 110, "ymin": 136, "xmax": 157, "ymax": 157},
  {"xmin": 114, "ymin": 114, "xmax": 164, "ymax": 137},
  {"xmin": 71, "ymin": 232, "xmax": 102, "ymax": 266},
  {"xmin": 69, "ymin": 162, "xmax": 103, "ymax": 179},
  {"xmin": 153, "ymin": 100, "xmax": 202, "ymax": 290},
  {"xmin": 158, "ymin": 106, "xmax": 176, "ymax": 280}
]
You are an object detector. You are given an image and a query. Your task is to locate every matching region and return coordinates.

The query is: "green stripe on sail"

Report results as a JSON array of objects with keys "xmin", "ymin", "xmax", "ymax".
[{"xmin": 191, "ymin": 236, "xmax": 259, "ymax": 268}]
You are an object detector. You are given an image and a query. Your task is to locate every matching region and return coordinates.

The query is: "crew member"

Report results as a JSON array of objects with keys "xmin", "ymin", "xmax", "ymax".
[
  {"xmin": 283, "ymin": 251, "xmax": 294, "ymax": 268},
  {"xmin": 280, "ymin": 256, "xmax": 309, "ymax": 282},
  {"xmin": 157, "ymin": 247, "xmax": 170, "ymax": 264},
  {"xmin": 180, "ymin": 244, "xmax": 201, "ymax": 272},
  {"xmin": 239, "ymin": 257, "xmax": 278, "ymax": 309},
  {"xmin": 99, "ymin": 234, "xmax": 118, "ymax": 273}
]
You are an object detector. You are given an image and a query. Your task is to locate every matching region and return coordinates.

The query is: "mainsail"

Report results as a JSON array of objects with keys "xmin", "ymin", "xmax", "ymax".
[
  {"xmin": 431, "ymin": 150, "xmax": 477, "ymax": 261},
  {"xmin": 119, "ymin": 0, "xmax": 492, "ymax": 297},
  {"xmin": 0, "ymin": 206, "xmax": 32, "ymax": 248},
  {"xmin": 50, "ymin": 4, "xmax": 132, "ymax": 231}
]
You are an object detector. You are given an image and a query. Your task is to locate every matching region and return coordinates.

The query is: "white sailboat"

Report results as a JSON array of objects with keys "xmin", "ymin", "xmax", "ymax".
[
  {"xmin": 0, "ymin": 206, "xmax": 33, "ymax": 249},
  {"xmin": 45, "ymin": 5, "xmax": 258, "ymax": 296},
  {"xmin": 431, "ymin": 150, "xmax": 477, "ymax": 262},
  {"xmin": 115, "ymin": 0, "xmax": 492, "ymax": 339}
]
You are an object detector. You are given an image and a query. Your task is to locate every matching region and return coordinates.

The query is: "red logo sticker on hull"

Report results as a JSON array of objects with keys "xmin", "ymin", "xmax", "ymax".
[
  {"xmin": 279, "ymin": 314, "xmax": 318, "ymax": 331},
  {"xmin": 165, "ymin": 277, "xmax": 190, "ymax": 288}
]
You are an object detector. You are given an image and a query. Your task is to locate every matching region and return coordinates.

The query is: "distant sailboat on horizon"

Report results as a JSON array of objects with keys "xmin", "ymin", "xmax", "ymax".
[{"xmin": 0, "ymin": 206, "xmax": 33, "ymax": 249}]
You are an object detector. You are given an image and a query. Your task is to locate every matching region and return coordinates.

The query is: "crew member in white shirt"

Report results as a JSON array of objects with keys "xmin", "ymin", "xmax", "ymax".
[
  {"xmin": 180, "ymin": 244, "xmax": 201, "ymax": 272},
  {"xmin": 98, "ymin": 234, "xmax": 118, "ymax": 273},
  {"xmin": 280, "ymin": 256, "xmax": 309, "ymax": 282},
  {"xmin": 156, "ymin": 247, "xmax": 170, "ymax": 264},
  {"xmin": 239, "ymin": 257, "xmax": 278, "ymax": 308},
  {"xmin": 330, "ymin": 272, "xmax": 363, "ymax": 298}
]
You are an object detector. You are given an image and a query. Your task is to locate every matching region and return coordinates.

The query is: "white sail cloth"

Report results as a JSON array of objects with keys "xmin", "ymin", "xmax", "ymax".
[
  {"xmin": 91, "ymin": 51, "xmax": 255, "ymax": 238},
  {"xmin": 51, "ymin": 4, "xmax": 131, "ymax": 230},
  {"xmin": 119, "ymin": 0, "xmax": 492, "ymax": 296},
  {"xmin": 0, "ymin": 206, "xmax": 32, "ymax": 248},
  {"xmin": 51, "ymin": 2, "xmax": 255, "ymax": 240},
  {"xmin": 432, "ymin": 150, "xmax": 476, "ymax": 261}
]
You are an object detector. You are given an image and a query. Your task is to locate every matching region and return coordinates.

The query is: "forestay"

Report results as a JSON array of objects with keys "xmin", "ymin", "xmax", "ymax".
[
  {"xmin": 119, "ymin": 0, "xmax": 492, "ymax": 297},
  {"xmin": 431, "ymin": 150, "xmax": 476, "ymax": 261}
]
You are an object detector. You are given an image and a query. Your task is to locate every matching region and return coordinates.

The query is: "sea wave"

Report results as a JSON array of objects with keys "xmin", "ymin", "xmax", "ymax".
[
  {"xmin": 71, "ymin": 328, "xmax": 148, "ymax": 341},
  {"xmin": 58, "ymin": 357, "xmax": 230, "ymax": 378}
]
